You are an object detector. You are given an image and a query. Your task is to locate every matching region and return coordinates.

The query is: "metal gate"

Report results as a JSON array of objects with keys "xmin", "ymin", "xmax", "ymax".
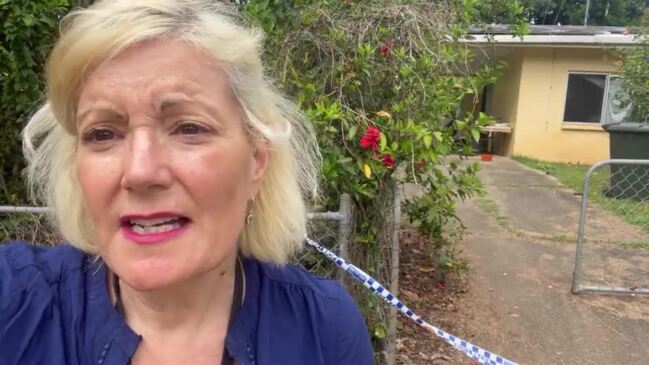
[{"xmin": 572, "ymin": 159, "xmax": 649, "ymax": 295}]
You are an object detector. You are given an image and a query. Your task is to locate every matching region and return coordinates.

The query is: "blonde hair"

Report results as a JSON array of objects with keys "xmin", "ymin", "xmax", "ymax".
[{"xmin": 22, "ymin": 0, "xmax": 319, "ymax": 264}]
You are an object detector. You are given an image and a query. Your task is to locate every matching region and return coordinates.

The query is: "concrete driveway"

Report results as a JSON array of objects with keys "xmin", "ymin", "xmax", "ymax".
[{"xmin": 454, "ymin": 157, "xmax": 649, "ymax": 364}]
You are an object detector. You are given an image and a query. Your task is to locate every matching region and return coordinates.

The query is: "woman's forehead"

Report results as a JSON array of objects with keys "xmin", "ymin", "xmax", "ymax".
[
  {"xmin": 88, "ymin": 40, "xmax": 218, "ymax": 82},
  {"xmin": 78, "ymin": 40, "xmax": 238, "ymax": 110}
]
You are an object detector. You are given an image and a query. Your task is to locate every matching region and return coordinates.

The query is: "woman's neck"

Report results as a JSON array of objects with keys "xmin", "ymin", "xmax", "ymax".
[{"xmin": 115, "ymin": 254, "xmax": 238, "ymax": 334}]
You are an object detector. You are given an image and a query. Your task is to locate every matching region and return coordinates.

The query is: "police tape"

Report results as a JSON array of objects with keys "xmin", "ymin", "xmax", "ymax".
[{"xmin": 305, "ymin": 236, "xmax": 518, "ymax": 365}]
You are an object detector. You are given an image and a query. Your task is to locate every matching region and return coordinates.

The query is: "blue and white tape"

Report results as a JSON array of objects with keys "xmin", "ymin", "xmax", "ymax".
[{"xmin": 305, "ymin": 236, "xmax": 517, "ymax": 365}]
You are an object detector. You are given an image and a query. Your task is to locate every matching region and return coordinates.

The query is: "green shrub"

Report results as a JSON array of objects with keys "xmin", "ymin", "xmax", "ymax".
[
  {"xmin": 0, "ymin": 0, "xmax": 73, "ymax": 204},
  {"xmin": 617, "ymin": 10, "xmax": 649, "ymax": 122},
  {"xmin": 241, "ymin": 0, "xmax": 526, "ymax": 349}
]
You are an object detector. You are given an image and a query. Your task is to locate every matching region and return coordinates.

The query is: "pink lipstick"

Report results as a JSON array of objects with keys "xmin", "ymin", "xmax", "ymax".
[{"xmin": 120, "ymin": 212, "xmax": 190, "ymax": 244}]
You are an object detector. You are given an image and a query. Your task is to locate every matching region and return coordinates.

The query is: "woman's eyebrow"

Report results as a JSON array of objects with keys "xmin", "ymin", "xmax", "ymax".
[
  {"xmin": 156, "ymin": 93, "xmax": 193, "ymax": 113},
  {"xmin": 157, "ymin": 94, "xmax": 228, "ymax": 122},
  {"xmin": 76, "ymin": 107, "xmax": 127, "ymax": 125}
]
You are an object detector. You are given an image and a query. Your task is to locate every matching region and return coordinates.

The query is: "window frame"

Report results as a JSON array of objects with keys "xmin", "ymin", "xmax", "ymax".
[{"xmin": 562, "ymin": 71, "xmax": 619, "ymax": 125}]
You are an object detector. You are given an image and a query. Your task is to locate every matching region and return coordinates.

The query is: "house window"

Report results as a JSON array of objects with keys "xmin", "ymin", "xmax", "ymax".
[{"xmin": 563, "ymin": 73, "xmax": 631, "ymax": 124}]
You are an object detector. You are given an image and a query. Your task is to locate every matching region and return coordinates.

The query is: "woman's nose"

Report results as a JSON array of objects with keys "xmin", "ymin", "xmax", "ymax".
[{"xmin": 120, "ymin": 128, "xmax": 173, "ymax": 192}]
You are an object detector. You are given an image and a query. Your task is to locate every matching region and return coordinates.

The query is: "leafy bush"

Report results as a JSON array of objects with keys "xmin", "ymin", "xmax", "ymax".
[
  {"xmin": 241, "ymin": 0, "xmax": 525, "ymax": 349},
  {"xmin": 0, "ymin": 0, "xmax": 72, "ymax": 204},
  {"xmin": 617, "ymin": 10, "xmax": 649, "ymax": 122}
]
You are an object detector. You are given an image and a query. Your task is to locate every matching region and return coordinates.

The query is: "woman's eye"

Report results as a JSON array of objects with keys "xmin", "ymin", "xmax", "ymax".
[
  {"xmin": 173, "ymin": 122, "xmax": 210, "ymax": 135},
  {"xmin": 82, "ymin": 128, "xmax": 117, "ymax": 143}
]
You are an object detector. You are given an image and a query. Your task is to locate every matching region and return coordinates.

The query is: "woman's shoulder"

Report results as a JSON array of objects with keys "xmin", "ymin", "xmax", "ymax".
[
  {"xmin": 0, "ymin": 241, "xmax": 88, "ymax": 309},
  {"xmin": 256, "ymin": 259, "xmax": 346, "ymax": 299},
  {"xmin": 255, "ymin": 259, "xmax": 368, "ymax": 327},
  {"xmin": 250, "ymin": 258, "xmax": 374, "ymax": 364},
  {"xmin": 0, "ymin": 242, "xmax": 94, "ymax": 364},
  {"xmin": 255, "ymin": 259, "xmax": 368, "ymax": 333},
  {"xmin": 0, "ymin": 241, "xmax": 87, "ymax": 282}
]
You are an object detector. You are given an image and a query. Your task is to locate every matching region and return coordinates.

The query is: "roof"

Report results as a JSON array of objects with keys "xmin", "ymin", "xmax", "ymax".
[{"xmin": 465, "ymin": 25, "xmax": 636, "ymax": 47}]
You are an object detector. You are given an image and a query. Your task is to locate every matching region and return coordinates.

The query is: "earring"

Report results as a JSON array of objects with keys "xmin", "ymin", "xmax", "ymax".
[{"xmin": 246, "ymin": 197, "xmax": 255, "ymax": 225}]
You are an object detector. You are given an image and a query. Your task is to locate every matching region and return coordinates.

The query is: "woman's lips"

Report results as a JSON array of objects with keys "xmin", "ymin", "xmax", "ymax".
[
  {"xmin": 121, "ymin": 222, "xmax": 189, "ymax": 244},
  {"xmin": 119, "ymin": 213, "xmax": 191, "ymax": 244}
]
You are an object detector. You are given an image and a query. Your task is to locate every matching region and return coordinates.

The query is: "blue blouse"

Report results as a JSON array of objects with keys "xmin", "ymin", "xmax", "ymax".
[{"xmin": 0, "ymin": 242, "xmax": 373, "ymax": 364}]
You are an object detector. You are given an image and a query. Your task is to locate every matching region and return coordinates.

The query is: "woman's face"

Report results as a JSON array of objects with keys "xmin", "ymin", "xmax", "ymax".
[{"xmin": 75, "ymin": 40, "xmax": 267, "ymax": 290}]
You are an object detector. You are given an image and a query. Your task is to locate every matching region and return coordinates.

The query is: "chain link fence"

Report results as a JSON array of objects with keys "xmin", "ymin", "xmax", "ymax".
[
  {"xmin": 0, "ymin": 206, "xmax": 60, "ymax": 244},
  {"xmin": 301, "ymin": 194, "xmax": 352, "ymax": 283},
  {"xmin": 572, "ymin": 159, "xmax": 649, "ymax": 295},
  {"xmin": 0, "ymin": 202, "xmax": 352, "ymax": 289},
  {"xmin": 0, "ymin": 196, "xmax": 353, "ymax": 284}
]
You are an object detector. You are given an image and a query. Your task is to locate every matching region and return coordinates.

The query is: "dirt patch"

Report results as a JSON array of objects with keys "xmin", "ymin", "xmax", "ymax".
[{"xmin": 396, "ymin": 231, "xmax": 482, "ymax": 365}]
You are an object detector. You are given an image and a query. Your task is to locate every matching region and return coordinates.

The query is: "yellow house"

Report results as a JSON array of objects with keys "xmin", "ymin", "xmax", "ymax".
[{"xmin": 468, "ymin": 25, "xmax": 635, "ymax": 164}]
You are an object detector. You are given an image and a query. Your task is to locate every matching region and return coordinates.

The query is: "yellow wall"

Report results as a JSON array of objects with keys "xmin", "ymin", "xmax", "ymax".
[
  {"xmin": 490, "ymin": 51, "xmax": 523, "ymax": 156},
  {"xmin": 501, "ymin": 47, "xmax": 616, "ymax": 164}
]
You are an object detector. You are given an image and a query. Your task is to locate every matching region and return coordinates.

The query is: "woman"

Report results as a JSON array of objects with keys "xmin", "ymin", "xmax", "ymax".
[{"xmin": 0, "ymin": 1, "xmax": 373, "ymax": 364}]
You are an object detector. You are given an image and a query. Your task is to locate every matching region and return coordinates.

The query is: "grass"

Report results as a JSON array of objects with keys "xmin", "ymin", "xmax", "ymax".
[
  {"xmin": 474, "ymin": 196, "xmax": 578, "ymax": 243},
  {"xmin": 619, "ymin": 239, "xmax": 649, "ymax": 249},
  {"xmin": 474, "ymin": 198, "xmax": 510, "ymax": 231},
  {"xmin": 512, "ymin": 156, "xmax": 600, "ymax": 193},
  {"xmin": 513, "ymin": 155, "xmax": 649, "ymax": 239}
]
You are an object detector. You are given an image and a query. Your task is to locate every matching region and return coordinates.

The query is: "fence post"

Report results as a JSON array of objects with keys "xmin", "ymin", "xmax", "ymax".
[
  {"xmin": 337, "ymin": 193, "xmax": 352, "ymax": 286},
  {"xmin": 571, "ymin": 161, "xmax": 598, "ymax": 294},
  {"xmin": 386, "ymin": 182, "xmax": 401, "ymax": 365}
]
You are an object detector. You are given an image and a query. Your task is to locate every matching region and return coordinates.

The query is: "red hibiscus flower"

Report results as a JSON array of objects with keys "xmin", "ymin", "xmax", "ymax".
[
  {"xmin": 379, "ymin": 39, "xmax": 392, "ymax": 57},
  {"xmin": 382, "ymin": 154, "xmax": 395, "ymax": 168},
  {"xmin": 359, "ymin": 126, "xmax": 381, "ymax": 151}
]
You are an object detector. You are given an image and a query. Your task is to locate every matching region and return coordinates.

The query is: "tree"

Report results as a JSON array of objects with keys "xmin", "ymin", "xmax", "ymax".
[
  {"xmin": 477, "ymin": 0, "xmax": 647, "ymax": 26},
  {"xmin": 617, "ymin": 10, "xmax": 649, "ymax": 122}
]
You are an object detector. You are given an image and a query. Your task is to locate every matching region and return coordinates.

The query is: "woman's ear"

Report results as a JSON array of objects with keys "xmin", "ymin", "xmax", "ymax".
[{"xmin": 250, "ymin": 141, "xmax": 269, "ymax": 184}]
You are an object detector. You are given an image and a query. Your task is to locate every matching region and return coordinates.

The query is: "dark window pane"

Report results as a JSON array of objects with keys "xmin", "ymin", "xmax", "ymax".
[{"xmin": 563, "ymin": 74, "xmax": 606, "ymax": 123}]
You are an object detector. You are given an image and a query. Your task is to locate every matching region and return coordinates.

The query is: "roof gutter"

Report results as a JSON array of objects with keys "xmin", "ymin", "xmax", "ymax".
[{"xmin": 463, "ymin": 34, "xmax": 637, "ymax": 48}]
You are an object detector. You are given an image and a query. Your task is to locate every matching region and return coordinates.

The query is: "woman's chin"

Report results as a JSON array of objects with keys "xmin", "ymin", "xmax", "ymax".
[{"xmin": 119, "ymin": 261, "xmax": 184, "ymax": 291}]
